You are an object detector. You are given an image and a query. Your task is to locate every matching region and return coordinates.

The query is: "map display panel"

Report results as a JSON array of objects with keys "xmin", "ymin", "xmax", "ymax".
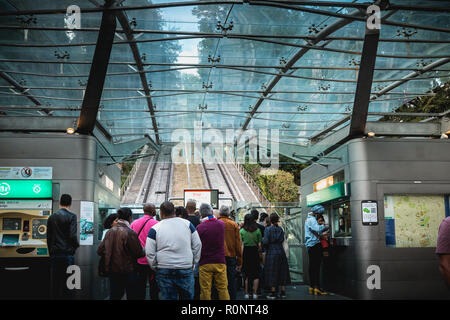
[{"xmin": 384, "ymin": 195, "xmax": 447, "ymax": 248}]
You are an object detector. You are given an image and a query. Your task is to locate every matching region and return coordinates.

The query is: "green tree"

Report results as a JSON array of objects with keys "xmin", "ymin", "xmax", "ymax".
[
  {"xmin": 257, "ymin": 169, "xmax": 299, "ymax": 203},
  {"xmin": 380, "ymin": 81, "xmax": 450, "ymax": 122}
]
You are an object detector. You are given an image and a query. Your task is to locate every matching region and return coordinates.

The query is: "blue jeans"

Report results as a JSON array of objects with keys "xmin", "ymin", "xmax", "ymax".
[
  {"xmin": 49, "ymin": 254, "xmax": 75, "ymax": 299},
  {"xmin": 155, "ymin": 268, "xmax": 194, "ymax": 300}
]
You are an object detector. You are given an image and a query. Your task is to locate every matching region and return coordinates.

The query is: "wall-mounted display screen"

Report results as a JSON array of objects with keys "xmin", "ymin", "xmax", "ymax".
[
  {"xmin": 184, "ymin": 189, "xmax": 219, "ymax": 209},
  {"xmin": 384, "ymin": 194, "xmax": 449, "ymax": 248},
  {"xmin": 2, "ymin": 218, "xmax": 21, "ymax": 230}
]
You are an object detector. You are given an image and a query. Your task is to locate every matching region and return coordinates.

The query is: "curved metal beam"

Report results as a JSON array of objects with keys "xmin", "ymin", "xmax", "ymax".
[
  {"xmin": 1, "ymin": 1, "xmax": 449, "ymax": 35},
  {"xmin": 89, "ymin": 0, "xmax": 160, "ymax": 144},
  {"xmin": 77, "ymin": 0, "xmax": 117, "ymax": 134},
  {"xmin": 2, "ymin": 0, "xmax": 450, "ymax": 15},
  {"xmin": 371, "ymin": 57, "xmax": 450, "ymax": 100},
  {"xmin": 0, "ymin": 71, "xmax": 51, "ymax": 115},
  {"xmin": 2, "ymin": 25, "xmax": 450, "ymax": 44},
  {"xmin": 239, "ymin": 9, "xmax": 364, "ymax": 136},
  {"xmin": 309, "ymin": 58, "xmax": 450, "ymax": 143}
]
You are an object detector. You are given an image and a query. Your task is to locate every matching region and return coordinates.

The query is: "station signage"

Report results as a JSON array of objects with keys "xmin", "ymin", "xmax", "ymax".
[
  {"xmin": 313, "ymin": 175, "xmax": 334, "ymax": 192},
  {"xmin": 0, "ymin": 167, "xmax": 52, "ymax": 180},
  {"xmin": 362, "ymin": 200, "xmax": 378, "ymax": 225},
  {"xmin": 0, "ymin": 180, "xmax": 53, "ymax": 199},
  {"xmin": 0, "ymin": 199, "xmax": 52, "ymax": 210},
  {"xmin": 184, "ymin": 189, "xmax": 219, "ymax": 209},
  {"xmin": 306, "ymin": 181, "xmax": 348, "ymax": 207}
]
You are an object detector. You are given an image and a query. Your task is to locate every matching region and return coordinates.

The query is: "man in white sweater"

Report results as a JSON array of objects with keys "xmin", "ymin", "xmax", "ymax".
[{"xmin": 145, "ymin": 201, "xmax": 202, "ymax": 300}]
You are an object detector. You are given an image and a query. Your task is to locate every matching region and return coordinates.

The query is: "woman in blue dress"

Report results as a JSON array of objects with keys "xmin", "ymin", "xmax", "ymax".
[{"xmin": 263, "ymin": 213, "xmax": 291, "ymax": 299}]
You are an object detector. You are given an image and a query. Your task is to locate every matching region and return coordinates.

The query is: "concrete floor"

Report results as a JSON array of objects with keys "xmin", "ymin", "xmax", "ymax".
[{"xmin": 235, "ymin": 284, "xmax": 352, "ymax": 300}]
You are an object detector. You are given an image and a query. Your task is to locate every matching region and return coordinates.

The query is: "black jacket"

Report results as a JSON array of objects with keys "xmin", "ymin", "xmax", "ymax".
[{"xmin": 47, "ymin": 208, "xmax": 79, "ymax": 255}]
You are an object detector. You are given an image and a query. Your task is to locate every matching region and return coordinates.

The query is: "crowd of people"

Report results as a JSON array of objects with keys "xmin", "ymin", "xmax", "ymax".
[
  {"xmin": 97, "ymin": 200, "xmax": 291, "ymax": 300},
  {"xmin": 46, "ymin": 194, "xmax": 450, "ymax": 300}
]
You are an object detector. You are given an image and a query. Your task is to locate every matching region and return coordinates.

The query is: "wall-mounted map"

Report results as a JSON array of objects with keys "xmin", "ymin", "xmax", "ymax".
[{"xmin": 384, "ymin": 194, "xmax": 448, "ymax": 248}]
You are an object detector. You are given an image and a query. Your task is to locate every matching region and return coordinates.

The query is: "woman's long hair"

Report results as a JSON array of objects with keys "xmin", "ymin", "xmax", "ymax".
[
  {"xmin": 270, "ymin": 213, "xmax": 280, "ymax": 226},
  {"xmin": 242, "ymin": 213, "xmax": 258, "ymax": 232}
]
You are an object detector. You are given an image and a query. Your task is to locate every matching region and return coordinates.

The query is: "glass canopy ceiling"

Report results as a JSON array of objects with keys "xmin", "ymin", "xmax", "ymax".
[{"xmin": 0, "ymin": 0, "xmax": 449, "ymax": 161}]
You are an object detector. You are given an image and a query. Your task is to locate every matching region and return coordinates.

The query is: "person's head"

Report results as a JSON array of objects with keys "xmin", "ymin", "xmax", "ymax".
[
  {"xmin": 264, "ymin": 216, "xmax": 271, "ymax": 227},
  {"xmin": 230, "ymin": 210, "xmax": 236, "ymax": 221},
  {"xmin": 60, "ymin": 194, "xmax": 72, "ymax": 208},
  {"xmin": 185, "ymin": 200, "xmax": 197, "ymax": 215},
  {"xmin": 103, "ymin": 213, "xmax": 118, "ymax": 229},
  {"xmin": 159, "ymin": 201, "xmax": 175, "ymax": 219},
  {"xmin": 250, "ymin": 209, "xmax": 259, "ymax": 222},
  {"xmin": 117, "ymin": 207, "xmax": 133, "ymax": 223},
  {"xmin": 143, "ymin": 203, "xmax": 156, "ymax": 216},
  {"xmin": 219, "ymin": 205, "xmax": 230, "ymax": 217},
  {"xmin": 175, "ymin": 206, "xmax": 188, "ymax": 219},
  {"xmin": 194, "ymin": 210, "xmax": 200, "ymax": 217},
  {"xmin": 311, "ymin": 205, "xmax": 325, "ymax": 216},
  {"xmin": 317, "ymin": 216, "xmax": 325, "ymax": 225},
  {"xmin": 243, "ymin": 213, "xmax": 258, "ymax": 232},
  {"xmin": 270, "ymin": 213, "xmax": 280, "ymax": 225},
  {"xmin": 259, "ymin": 212, "xmax": 268, "ymax": 223},
  {"xmin": 199, "ymin": 203, "xmax": 213, "ymax": 218}
]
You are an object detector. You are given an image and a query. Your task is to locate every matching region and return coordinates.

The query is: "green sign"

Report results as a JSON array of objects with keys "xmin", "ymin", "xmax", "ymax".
[
  {"xmin": 0, "ymin": 180, "xmax": 52, "ymax": 199},
  {"xmin": 306, "ymin": 181, "xmax": 348, "ymax": 207}
]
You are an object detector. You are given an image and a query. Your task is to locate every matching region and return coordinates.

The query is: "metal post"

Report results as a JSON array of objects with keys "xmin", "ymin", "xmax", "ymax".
[
  {"xmin": 348, "ymin": 28, "xmax": 380, "ymax": 138},
  {"xmin": 77, "ymin": 1, "xmax": 117, "ymax": 134}
]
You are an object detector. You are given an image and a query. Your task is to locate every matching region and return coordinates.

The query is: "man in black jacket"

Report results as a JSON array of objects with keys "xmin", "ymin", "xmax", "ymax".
[{"xmin": 47, "ymin": 194, "xmax": 79, "ymax": 299}]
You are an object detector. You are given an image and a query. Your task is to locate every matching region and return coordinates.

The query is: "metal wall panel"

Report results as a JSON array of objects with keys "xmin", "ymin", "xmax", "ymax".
[
  {"xmin": 0, "ymin": 133, "xmax": 120, "ymax": 299},
  {"xmin": 301, "ymin": 138, "xmax": 450, "ymax": 299}
]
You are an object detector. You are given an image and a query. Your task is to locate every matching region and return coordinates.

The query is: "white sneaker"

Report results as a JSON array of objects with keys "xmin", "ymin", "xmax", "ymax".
[
  {"xmin": 253, "ymin": 294, "xmax": 258, "ymax": 300},
  {"xmin": 244, "ymin": 294, "xmax": 249, "ymax": 299}
]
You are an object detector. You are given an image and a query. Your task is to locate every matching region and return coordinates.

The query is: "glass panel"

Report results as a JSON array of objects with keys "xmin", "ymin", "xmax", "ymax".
[
  {"xmin": 0, "ymin": 0, "xmax": 449, "ymax": 158},
  {"xmin": 332, "ymin": 201, "xmax": 351, "ymax": 238},
  {"xmin": 384, "ymin": 194, "xmax": 448, "ymax": 248}
]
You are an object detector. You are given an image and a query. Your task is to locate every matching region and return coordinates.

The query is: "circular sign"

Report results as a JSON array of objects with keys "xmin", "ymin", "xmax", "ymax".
[
  {"xmin": 32, "ymin": 184, "xmax": 41, "ymax": 194},
  {"xmin": 0, "ymin": 182, "xmax": 11, "ymax": 196},
  {"xmin": 21, "ymin": 167, "xmax": 33, "ymax": 178},
  {"xmin": 38, "ymin": 225, "xmax": 47, "ymax": 235}
]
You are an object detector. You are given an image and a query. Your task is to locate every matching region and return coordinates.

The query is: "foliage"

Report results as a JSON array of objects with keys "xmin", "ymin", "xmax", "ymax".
[
  {"xmin": 278, "ymin": 154, "xmax": 308, "ymax": 185},
  {"xmin": 242, "ymin": 162, "xmax": 261, "ymax": 180},
  {"xmin": 121, "ymin": 162, "xmax": 134, "ymax": 187},
  {"xmin": 380, "ymin": 81, "xmax": 450, "ymax": 122},
  {"xmin": 256, "ymin": 169, "xmax": 299, "ymax": 203},
  {"xmin": 243, "ymin": 161, "xmax": 299, "ymax": 204},
  {"xmin": 120, "ymin": 145, "xmax": 146, "ymax": 187}
]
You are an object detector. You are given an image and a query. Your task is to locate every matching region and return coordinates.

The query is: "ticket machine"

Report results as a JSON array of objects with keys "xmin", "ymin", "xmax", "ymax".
[{"xmin": 0, "ymin": 179, "xmax": 53, "ymax": 299}]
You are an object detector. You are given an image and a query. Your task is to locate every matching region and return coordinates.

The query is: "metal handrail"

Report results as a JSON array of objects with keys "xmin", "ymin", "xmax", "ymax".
[
  {"xmin": 234, "ymin": 161, "xmax": 272, "ymax": 211},
  {"xmin": 120, "ymin": 145, "xmax": 148, "ymax": 198}
]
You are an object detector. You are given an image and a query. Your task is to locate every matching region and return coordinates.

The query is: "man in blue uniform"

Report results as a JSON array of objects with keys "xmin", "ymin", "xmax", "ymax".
[{"xmin": 305, "ymin": 204, "xmax": 329, "ymax": 295}]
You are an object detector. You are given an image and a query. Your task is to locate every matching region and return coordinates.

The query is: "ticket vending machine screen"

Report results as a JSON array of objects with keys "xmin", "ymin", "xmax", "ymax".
[{"xmin": 2, "ymin": 218, "xmax": 21, "ymax": 231}]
